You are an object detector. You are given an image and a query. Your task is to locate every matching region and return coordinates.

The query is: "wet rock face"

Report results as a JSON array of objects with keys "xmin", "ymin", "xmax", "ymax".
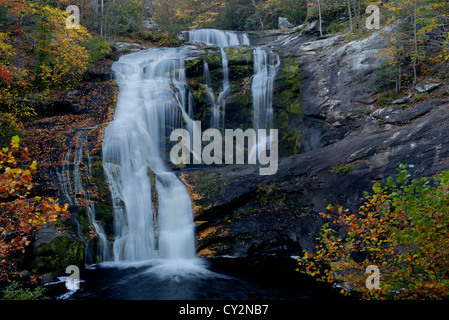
[
  {"xmin": 32, "ymin": 226, "xmax": 85, "ymax": 274},
  {"xmin": 187, "ymin": 100, "xmax": 449, "ymax": 258},
  {"xmin": 298, "ymin": 31, "xmax": 388, "ymax": 119},
  {"xmin": 184, "ymin": 30, "xmax": 449, "ymax": 259},
  {"xmin": 186, "ymin": 46, "xmax": 255, "ymax": 128}
]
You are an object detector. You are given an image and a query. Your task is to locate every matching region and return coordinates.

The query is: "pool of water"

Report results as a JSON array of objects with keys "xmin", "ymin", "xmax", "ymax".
[{"xmin": 52, "ymin": 257, "xmax": 338, "ymax": 300}]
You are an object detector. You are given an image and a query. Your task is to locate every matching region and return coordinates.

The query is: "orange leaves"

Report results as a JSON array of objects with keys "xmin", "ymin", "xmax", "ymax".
[
  {"xmin": 0, "ymin": 65, "xmax": 12, "ymax": 84},
  {"xmin": 0, "ymin": 136, "xmax": 70, "ymax": 281},
  {"xmin": 298, "ymin": 165, "xmax": 449, "ymax": 300}
]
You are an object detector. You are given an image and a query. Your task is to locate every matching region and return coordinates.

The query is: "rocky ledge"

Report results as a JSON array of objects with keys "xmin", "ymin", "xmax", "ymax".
[{"xmin": 181, "ymin": 29, "xmax": 449, "ymax": 259}]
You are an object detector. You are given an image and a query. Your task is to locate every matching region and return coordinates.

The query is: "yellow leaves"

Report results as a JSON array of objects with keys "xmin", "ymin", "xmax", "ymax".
[
  {"xmin": 29, "ymin": 161, "xmax": 37, "ymax": 171},
  {"xmin": 28, "ymin": 3, "xmax": 92, "ymax": 89},
  {"xmin": 0, "ymin": 32, "xmax": 15, "ymax": 57},
  {"xmin": 1, "ymin": 135, "xmax": 71, "ymax": 279}
]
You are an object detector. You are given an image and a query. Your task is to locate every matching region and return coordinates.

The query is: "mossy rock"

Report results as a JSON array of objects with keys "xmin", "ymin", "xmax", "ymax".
[
  {"xmin": 90, "ymin": 160, "xmax": 114, "ymax": 204},
  {"xmin": 185, "ymin": 57, "xmax": 203, "ymax": 79},
  {"xmin": 78, "ymin": 203, "xmax": 114, "ymax": 242},
  {"xmin": 229, "ymin": 64, "xmax": 253, "ymax": 81},
  {"xmin": 201, "ymin": 50, "xmax": 222, "ymax": 69},
  {"xmin": 190, "ymin": 82, "xmax": 209, "ymax": 102},
  {"xmin": 78, "ymin": 207, "xmax": 92, "ymax": 237},
  {"xmin": 279, "ymin": 128, "xmax": 302, "ymax": 157},
  {"xmin": 94, "ymin": 203, "xmax": 114, "ymax": 238},
  {"xmin": 224, "ymin": 47, "xmax": 253, "ymax": 81},
  {"xmin": 273, "ymin": 56, "xmax": 304, "ymax": 133},
  {"xmin": 275, "ymin": 110, "xmax": 289, "ymax": 130},
  {"xmin": 32, "ymin": 226, "xmax": 85, "ymax": 275},
  {"xmin": 224, "ymin": 92, "xmax": 253, "ymax": 129},
  {"xmin": 224, "ymin": 47, "xmax": 253, "ymax": 65}
]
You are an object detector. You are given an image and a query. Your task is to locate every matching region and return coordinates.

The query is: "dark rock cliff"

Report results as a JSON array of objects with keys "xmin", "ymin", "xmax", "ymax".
[{"xmin": 183, "ymin": 29, "xmax": 449, "ymax": 258}]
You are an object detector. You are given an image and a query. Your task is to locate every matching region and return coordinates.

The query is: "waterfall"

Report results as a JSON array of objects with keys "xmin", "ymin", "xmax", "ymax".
[
  {"xmin": 188, "ymin": 29, "xmax": 250, "ymax": 47},
  {"xmin": 249, "ymin": 47, "xmax": 280, "ymax": 162},
  {"xmin": 57, "ymin": 129, "xmax": 111, "ymax": 263},
  {"xmin": 102, "ymin": 47, "xmax": 197, "ymax": 262},
  {"xmin": 188, "ymin": 29, "xmax": 250, "ymax": 130},
  {"xmin": 252, "ymin": 47, "xmax": 279, "ymax": 132},
  {"xmin": 99, "ymin": 29, "xmax": 279, "ymax": 265}
]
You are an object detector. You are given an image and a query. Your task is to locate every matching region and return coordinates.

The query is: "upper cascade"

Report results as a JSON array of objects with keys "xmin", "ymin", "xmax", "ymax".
[{"xmin": 188, "ymin": 29, "xmax": 250, "ymax": 47}]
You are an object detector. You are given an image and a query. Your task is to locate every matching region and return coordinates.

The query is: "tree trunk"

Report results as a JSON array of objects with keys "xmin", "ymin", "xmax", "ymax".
[
  {"xmin": 318, "ymin": 0, "xmax": 323, "ymax": 37},
  {"xmin": 352, "ymin": 0, "xmax": 360, "ymax": 29},
  {"xmin": 347, "ymin": 0, "xmax": 353, "ymax": 32},
  {"xmin": 251, "ymin": 0, "xmax": 265, "ymax": 29},
  {"xmin": 100, "ymin": 0, "xmax": 104, "ymax": 37},
  {"xmin": 413, "ymin": 0, "xmax": 418, "ymax": 85},
  {"xmin": 394, "ymin": 0, "xmax": 401, "ymax": 93}
]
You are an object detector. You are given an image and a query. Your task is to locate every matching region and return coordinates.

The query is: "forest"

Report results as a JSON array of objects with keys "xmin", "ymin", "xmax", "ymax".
[{"xmin": 1, "ymin": 0, "xmax": 449, "ymax": 303}]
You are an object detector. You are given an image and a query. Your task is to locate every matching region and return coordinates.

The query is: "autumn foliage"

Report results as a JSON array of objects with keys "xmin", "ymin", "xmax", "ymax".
[
  {"xmin": 0, "ymin": 136, "xmax": 69, "ymax": 281},
  {"xmin": 0, "ymin": 0, "xmax": 92, "ymax": 124},
  {"xmin": 298, "ymin": 165, "xmax": 449, "ymax": 300}
]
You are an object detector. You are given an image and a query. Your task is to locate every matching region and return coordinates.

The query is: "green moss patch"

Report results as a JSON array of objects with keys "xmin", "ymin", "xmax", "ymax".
[
  {"xmin": 279, "ymin": 128, "xmax": 302, "ymax": 157},
  {"xmin": 32, "ymin": 235, "xmax": 85, "ymax": 275}
]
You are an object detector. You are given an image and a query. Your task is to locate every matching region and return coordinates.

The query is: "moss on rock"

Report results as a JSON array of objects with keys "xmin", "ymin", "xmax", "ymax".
[
  {"xmin": 274, "ymin": 56, "xmax": 303, "ymax": 118},
  {"xmin": 202, "ymin": 51, "xmax": 222, "ymax": 69},
  {"xmin": 32, "ymin": 227, "xmax": 85, "ymax": 275},
  {"xmin": 279, "ymin": 128, "xmax": 303, "ymax": 157},
  {"xmin": 94, "ymin": 203, "xmax": 114, "ymax": 238},
  {"xmin": 224, "ymin": 46, "xmax": 253, "ymax": 65}
]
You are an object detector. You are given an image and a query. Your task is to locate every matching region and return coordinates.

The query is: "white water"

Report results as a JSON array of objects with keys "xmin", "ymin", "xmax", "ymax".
[
  {"xmin": 57, "ymin": 129, "xmax": 111, "ymax": 262},
  {"xmin": 188, "ymin": 29, "xmax": 250, "ymax": 47},
  {"xmin": 189, "ymin": 29, "xmax": 250, "ymax": 130},
  {"xmin": 102, "ymin": 47, "xmax": 197, "ymax": 262},
  {"xmin": 252, "ymin": 47, "xmax": 279, "ymax": 132},
  {"xmin": 99, "ymin": 29, "xmax": 279, "ymax": 266},
  {"xmin": 249, "ymin": 47, "xmax": 280, "ymax": 160}
]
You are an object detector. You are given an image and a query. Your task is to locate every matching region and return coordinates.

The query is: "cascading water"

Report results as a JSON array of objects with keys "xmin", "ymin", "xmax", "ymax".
[
  {"xmin": 252, "ymin": 47, "xmax": 279, "ymax": 132},
  {"xmin": 52, "ymin": 29, "xmax": 330, "ymax": 301},
  {"xmin": 100, "ymin": 29, "xmax": 278, "ymax": 266},
  {"xmin": 249, "ymin": 47, "xmax": 280, "ymax": 160},
  {"xmin": 102, "ymin": 47, "xmax": 197, "ymax": 262},
  {"xmin": 188, "ymin": 29, "xmax": 250, "ymax": 47},
  {"xmin": 57, "ymin": 129, "xmax": 111, "ymax": 263},
  {"xmin": 189, "ymin": 29, "xmax": 250, "ymax": 130}
]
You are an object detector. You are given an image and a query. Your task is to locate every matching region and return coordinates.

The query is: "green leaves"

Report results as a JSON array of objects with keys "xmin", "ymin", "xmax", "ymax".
[{"xmin": 298, "ymin": 164, "xmax": 449, "ymax": 300}]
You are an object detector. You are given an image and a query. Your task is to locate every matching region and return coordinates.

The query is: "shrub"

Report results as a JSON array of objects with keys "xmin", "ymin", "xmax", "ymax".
[
  {"xmin": 85, "ymin": 36, "xmax": 111, "ymax": 63},
  {"xmin": 1, "ymin": 282, "xmax": 49, "ymax": 300},
  {"xmin": 0, "ymin": 136, "xmax": 70, "ymax": 282},
  {"xmin": 332, "ymin": 163, "xmax": 352, "ymax": 175},
  {"xmin": 298, "ymin": 164, "xmax": 449, "ymax": 300}
]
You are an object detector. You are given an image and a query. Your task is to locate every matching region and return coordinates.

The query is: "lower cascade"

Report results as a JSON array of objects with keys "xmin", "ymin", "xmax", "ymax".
[
  {"xmin": 100, "ymin": 29, "xmax": 279, "ymax": 265},
  {"xmin": 102, "ymin": 47, "xmax": 197, "ymax": 262}
]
